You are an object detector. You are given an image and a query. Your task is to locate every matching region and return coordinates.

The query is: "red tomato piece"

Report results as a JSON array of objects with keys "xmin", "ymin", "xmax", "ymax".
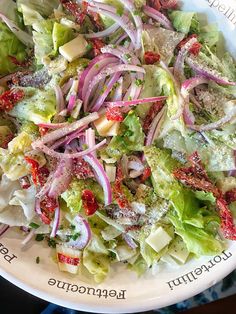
[
  {"xmin": 143, "ymin": 101, "xmax": 164, "ymax": 133},
  {"xmin": 141, "ymin": 167, "xmax": 152, "ymax": 182},
  {"xmin": 144, "ymin": 51, "xmax": 161, "ymax": 65},
  {"xmin": 82, "ymin": 190, "xmax": 99, "ymax": 216},
  {"xmin": 0, "ymin": 89, "xmax": 24, "ymax": 111},
  {"xmin": 58, "ymin": 253, "xmax": 80, "ymax": 266},
  {"xmin": 106, "ymin": 107, "xmax": 124, "ymax": 122},
  {"xmin": 89, "ymin": 38, "xmax": 105, "ymax": 57},
  {"xmin": 73, "ymin": 158, "xmax": 94, "ymax": 180}
]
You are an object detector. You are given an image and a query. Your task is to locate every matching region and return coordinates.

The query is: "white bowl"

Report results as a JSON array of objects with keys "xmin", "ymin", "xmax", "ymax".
[{"xmin": 1, "ymin": 1, "xmax": 236, "ymax": 313}]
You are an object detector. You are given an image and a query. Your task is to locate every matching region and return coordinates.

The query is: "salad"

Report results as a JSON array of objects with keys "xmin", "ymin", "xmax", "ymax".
[{"xmin": 0, "ymin": 0, "xmax": 236, "ymax": 283}]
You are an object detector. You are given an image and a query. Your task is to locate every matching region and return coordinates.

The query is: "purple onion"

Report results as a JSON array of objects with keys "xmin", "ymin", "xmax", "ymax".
[
  {"xmin": 104, "ymin": 96, "xmax": 167, "ymax": 108},
  {"xmin": 123, "ymin": 233, "xmax": 138, "ymax": 249},
  {"xmin": 85, "ymin": 22, "xmax": 120, "ymax": 39},
  {"xmin": 50, "ymin": 206, "xmax": 60, "ymax": 238},
  {"xmin": 146, "ymin": 107, "xmax": 166, "ymax": 146},
  {"xmin": 143, "ymin": 5, "xmax": 174, "ymax": 30},
  {"xmin": 0, "ymin": 224, "xmax": 9, "ymax": 237},
  {"xmin": 67, "ymin": 215, "xmax": 91, "ymax": 249}
]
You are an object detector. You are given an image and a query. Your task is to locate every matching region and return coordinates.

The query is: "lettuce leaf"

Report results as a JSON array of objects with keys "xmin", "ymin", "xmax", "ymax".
[
  {"xmin": 106, "ymin": 111, "xmax": 144, "ymax": 159},
  {"xmin": 17, "ymin": 0, "xmax": 59, "ymax": 17},
  {"xmin": 0, "ymin": 175, "xmax": 20, "ymax": 211},
  {"xmin": 19, "ymin": 4, "xmax": 44, "ymax": 26},
  {"xmin": 0, "ymin": 22, "xmax": 27, "ymax": 75},
  {"xmin": 10, "ymin": 87, "xmax": 56, "ymax": 124},
  {"xmin": 61, "ymin": 178, "xmax": 103, "ymax": 213},
  {"xmin": 0, "ymin": 0, "xmax": 18, "ymax": 21},
  {"xmin": 52, "ymin": 22, "xmax": 74, "ymax": 52},
  {"xmin": 169, "ymin": 11, "xmax": 195, "ymax": 34}
]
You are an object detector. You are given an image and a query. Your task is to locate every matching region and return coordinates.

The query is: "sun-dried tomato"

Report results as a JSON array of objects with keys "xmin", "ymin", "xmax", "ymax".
[
  {"xmin": 73, "ymin": 158, "xmax": 94, "ymax": 180},
  {"xmin": 144, "ymin": 51, "xmax": 161, "ymax": 65},
  {"xmin": 40, "ymin": 195, "xmax": 58, "ymax": 213},
  {"xmin": 89, "ymin": 12, "xmax": 104, "ymax": 31},
  {"xmin": 217, "ymin": 198, "xmax": 236, "ymax": 240},
  {"xmin": 177, "ymin": 34, "xmax": 202, "ymax": 56},
  {"xmin": 141, "ymin": 167, "xmax": 152, "ymax": 182},
  {"xmin": 125, "ymin": 225, "xmax": 142, "ymax": 232},
  {"xmin": 160, "ymin": 0, "xmax": 179, "ymax": 10},
  {"xmin": 25, "ymin": 157, "xmax": 49, "ymax": 186},
  {"xmin": 0, "ymin": 133, "xmax": 14, "ymax": 149},
  {"xmin": 60, "ymin": 0, "xmax": 87, "ymax": 24},
  {"xmin": 19, "ymin": 176, "xmax": 31, "ymax": 190},
  {"xmin": 82, "ymin": 189, "xmax": 99, "ymax": 216},
  {"xmin": 8, "ymin": 56, "xmax": 30, "ymax": 68},
  {"xmin": 147, "ymin": 0, "xmax": 161, "ymax": 10},
  {"xmin": 113, "ymin": 165, "xmax": 130, "ymax": 209},
  {"xmin": 39, "ymin": 127, "xmax": 48, "ymax": 137},
  {"xmin": 89, "ymin": 38, "xmax": 105, "ymax": 57},
  {"xmin": 40, "ymin": 212, "xmax": 51, "ymax": 225},
  {"xmin": 188, "ymin": 151, "xmax": 210, "ymax": 181},
  {"xmin": 143, "ymin": 101, "xmax": 164, "ymax": 133},
  {"xmin": 106, "ymin": 107, "xmax": 124, "ymax": 122},
  {"xmin": 225, "ymin": 188, "xmax": 236, "ymax": 205},
  {"xmin": 0, "ymin": 89, "xmax": 24, "ymax": 111},
  {"xmin": 58, "ymin": 253, "xmax": 80, "ymax": 266}
]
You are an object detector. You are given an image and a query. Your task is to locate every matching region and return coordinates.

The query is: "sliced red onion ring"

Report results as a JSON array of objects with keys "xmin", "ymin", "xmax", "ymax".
[
  {"xmin": 37, "ymin": 122, "xmax": 68, "ymax": 129},
  {"xmin": 0, "ymin": 13, "xmax": 34, "ymax": 46},
  {"xmin": 0, "ymin": 224, "xmax": 9, "ymax": 237},
  {"xmin": 101, "ymin": 45, "xmax": 141, "ymax": 65},
  {"xmin": 54, "ymin": 85, "xmax": 65, "ymax": 113},
  {"xmin": 88, "ymin": 5, "xmax": 137, "ymax": 48},
  {"xmin": 85, "ymin": 22, "xmax": 120, "ymax": 39},
  {"xmin": 91, "ymin": 72, "xmax": 122, "ymax": 112},
  {"xmin": 21, "ymin": 229, "xmax": 35, "ymax": 246},
  {"xmin": 118, "ymin": 0, "xmax": 143, "ymax": 49},
  {"xmin": 67, "ymin": 94, "xmax": 77, "ymax": 113},
  {"xmin": 114, "ymin": 33, "xmax": 128, "ymax": 45},
  {"xmin": 188, "ymin": 109, "xmax": 236, "ymax": 131},
  {"xmin": 146, "ymin": 107, "xmax": 166, "ymax": 146},
  {"xmin": 112, "ymin": 77, "xmax": 123, "ymax": 101},
  {"xmin": 83, "ymin": 153, "xmax": 112, "ymax": 206},
  {"xmin": 67, "ymin": 215, "xmax": 91, "ymax": 249},
  {"xmin": 48, "ymin": 158, "xmax": 73, "ymax": 199},
  {"xmin": 186, "ymin": 57, "xmax": 236, "ymax": 86},
  {"xmin": 104, "ymin": 96, "xmax": 167, "ymax": 108},
  {"xmin": 123, "ymin": 233, "xmax": 138, "ymax": 249},
  {"xmin": 50, "ymin": 206, "xmax": 60, "ymax": 238},
  {"xmin": 85, "ymin": 128, "xmax": 96, "ymax": 158},
  {"xmin": 61, "ymin": 78, "xmax": 73, "ymax": 95},
  {"xmin": 33, "ymin": 139, "xmax": 106, "ymax": 160},
  {"xmin": 84, "ymin": 64, "xmax": 146, "ymax": 108},
  {"xmin": 143, "ymin": 5, "xmax": 174, "ymax": 30},
  {"xmin": 33, "ymin": 113, "xmax": 99, "ymax": 146},
  {"xmin": 174, "ymin": 37, "xmax": 198, "ymax": 83}
]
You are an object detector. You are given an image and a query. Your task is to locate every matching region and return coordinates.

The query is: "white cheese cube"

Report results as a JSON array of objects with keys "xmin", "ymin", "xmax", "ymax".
[
  {"xmin": 59, "ymin": 35, "xmax": 88, "ymax": 62},
  {"xmin": 105, "ymin": 122, "xmax": 120, "ymax": 136},
  {"xmin": 105, "ymin": 164, "xmax": 116, "ymax": 182},
  {"xmin": 146, "ymin": 226, "xmax": 172, "ymax": 253},
  {"xmin": 94, "ymin": 114, "xmax": 115, "ymax": 135},
  {"xmin": 168, "ymin": 237, "xmax": 189, "ymax": 264}
]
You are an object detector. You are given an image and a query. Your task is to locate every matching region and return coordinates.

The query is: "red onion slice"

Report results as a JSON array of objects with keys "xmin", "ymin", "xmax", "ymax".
[
  {"xmin": 186, "ymin": 57, "xmax": 236, "ymax": 86},
  {"xmin": 78, "ymin": 53, "xmax": 118, "ymax": 100},
  {"xmin": 88, "ymin": 5, "xmax": 137, "ymax": 48},
  {"xmin": 33, "ymin": 139, "xmax": 106, "ymax": 160},
  {"xmin": 174, "ymin": 37, "xmax": 198, "ymax": 83},
  {"xmin": 21, "ymin": 229, "xmax": 35, "ymax": 246},
  {"xmin": 37, "ymin": 122, "xmax": 68, "ymax": 129},
  {"xmin": 112, "ymin": 77, "xmax": 123, "ymax": 101},
  {"xmin": 123, "ymin": 233, "xmax": 138, "ymax": 249},
  {"xmin": 67, "ymin": 95, "xmax": 77, "ymax": 114},
  {"xmin": 146, "ymin": 107, "xmax": 166, "ymax": 146},
  {"xmin": 101, "ymin": 45, "xmax": 141, "ymax": 65},
  {"xmin": 33, "ymin": 113, "xmax": 99, "ymax": 146},
  {"xmin": 114, "ymin": 33, "xmax": 128, "ymax": 45},
  {"xmin": 0, "ymin": 13, "xmax": 33, "ymax": 47},
  {"xmin": 61, "ymin": 78, "xmax": 73, "ymax": 95},
  {"xmin": 104, "ymin": 96, "xmax": 167, "ymax": 107},
  {"xmin": 85, "ymin": 128, "xmax": 96, "ymax": 158},
  {"xmin": 0, "ymin": 224, "xmax": 9, "ymax": 237},
  {"xmin": 118, "ymin": 0, "xmax": 143, "ymax": 49},
  {"xmin": 83, "ymin": 153, "xmax": 112, "ymax": 206},
  {"xmin": 85, "ymin": 22, "xmax": 120, "ymax": 39},
  {"xmin": 143, "ymin": 5, "xmax": 174, "ymax": 30},
  {"xmin": 48, "ymin": 158, "xmax": 73, "ymax": 199},
  {"xmin": 91, "ymin": 72, "xmax": 122, "ymax": 112},
  {"xmin": 67, "ymin": 215, "xmax": 91, "ymax": 249},
  {"xmin": 50, "ymin": 206, "xmax": 60, "ymax": 238},
  {"xmin": 54, "ymin": 85, "xmax": 65, "ymax": 113},
  {"xmin": 83, "ymin": 64, "xmax": 146, "ymax": 109}
]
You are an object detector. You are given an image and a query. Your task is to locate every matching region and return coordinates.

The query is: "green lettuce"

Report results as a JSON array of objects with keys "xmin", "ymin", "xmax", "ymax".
[
  {"xmin": 17, "ymin": 0, "xmax": 59, "ymax": 17},
  {"xmin": 0, "ymin": 22, "xmax": 27, "ymax": 75},
  {"xmin": 0, "ymin": 0, "xmax": 18, "ymax": 21},
  {"xmin": 169, "ymin": 11, "xmax": 195, "ymax": 34},
  {"xmin": 106, "ymin": 111, "xmax": 144, "ymax": 159},
  {"xmin": 52, "ymin": 22, "xmax": 74, "ymax": 52},
  {"xmin": 61, "ymin": 178, "xmax": 103, "ymax": 213},
  {"xmin": 10, "ymin": 87, "xmax": 56, "ymax": 124},
  {"xmin": 144, "ymin": 146, "xmax": 223, "ymax": 256},
  {"xmin": 19, "ymin": 4, "xmax": 44, "ymax": 26}
]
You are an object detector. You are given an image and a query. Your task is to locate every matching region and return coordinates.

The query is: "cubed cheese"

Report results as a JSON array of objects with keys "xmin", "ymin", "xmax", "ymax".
[
  {"xmin": 105, "ymin": 122, "xmax": 120, "ymax": 136},
  {"xmin": 146, "ymin": 226, "xmax": 172, "ymax": 253},
  {"xmin": 94, "ymin": 114, "xmax": 115, "ymax": 136},
  {"xmin": 168, "ymin": 237, "xmax": 189, "ymax": 264},
  {"xmin": 59, "ymin": 35, "xmax": 88, "ymax": 62},
  {"xmin": 105, "ymin": 164, "xmax": 116, "ymax": 182}
]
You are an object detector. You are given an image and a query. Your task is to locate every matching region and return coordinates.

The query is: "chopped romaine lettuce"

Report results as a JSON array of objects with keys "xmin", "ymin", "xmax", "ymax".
[
  {"xmin": 106, "ymin": 111, "xmax": 144, "ymax": 159},
  {"xmin": 17, "ymin": 0, "xmax": 60, "ymax": 17},
  {"xmin": 52, "ymin": 22, "xmax": 74, "ymax": 52},
  {"xmin": 169, "ymin": 11, "xmax": 195, "ymax": 34}
]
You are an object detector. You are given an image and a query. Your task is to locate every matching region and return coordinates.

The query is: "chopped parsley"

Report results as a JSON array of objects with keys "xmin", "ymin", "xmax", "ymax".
[
  {"xmin": 36, "ymin": 256, "xmax": 40, "ymax": 264},
  {"xmin": 47, "ymin": 238, "xmax": 56, "ymax": 248},
  {"xmin": 35, "ymin": 234, "xmax": 45, "ymax": 242},
  {"xmin": 29, "ymin": 222, "xmax": 40, "ymax": 229},
  {"xmin": 135, "ymin": 79, "xmax": 144, "ymax": 87}
]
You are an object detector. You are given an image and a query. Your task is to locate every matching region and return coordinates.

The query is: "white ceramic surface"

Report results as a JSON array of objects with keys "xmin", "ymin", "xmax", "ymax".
[{"xmin": 1, "ymin": 1, "xmax": 236, "ymax": 313}]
